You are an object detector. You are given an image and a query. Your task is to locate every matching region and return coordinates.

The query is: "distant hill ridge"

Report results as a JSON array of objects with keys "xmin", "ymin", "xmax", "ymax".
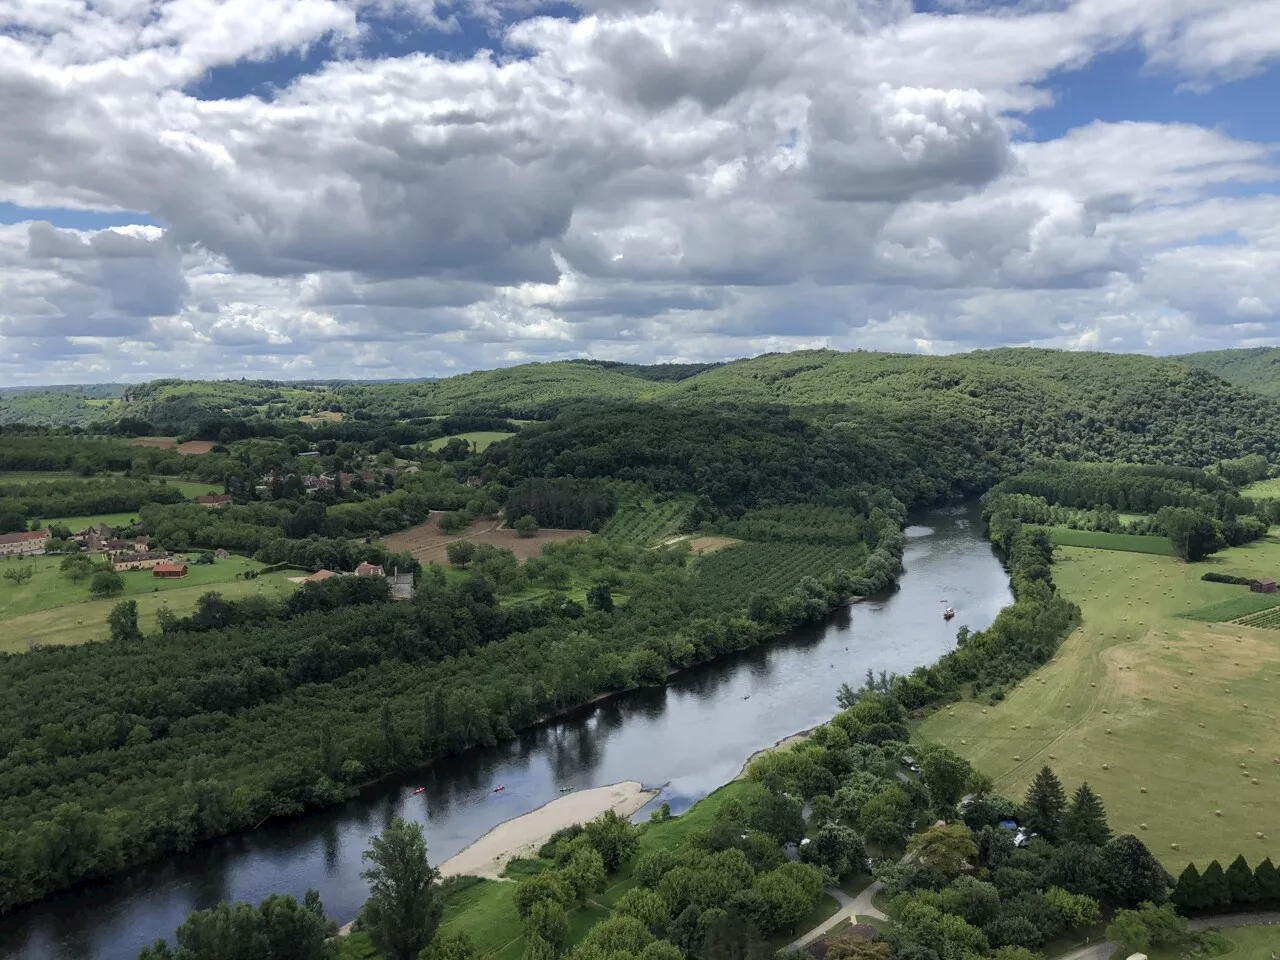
[
  {"xmin": 1175, "ymin": 346, "xmax": 1280, "ymax": 397},
  {"xmin": 6, "ymin": 348, "xmax": 1280, "ymax": 472}
]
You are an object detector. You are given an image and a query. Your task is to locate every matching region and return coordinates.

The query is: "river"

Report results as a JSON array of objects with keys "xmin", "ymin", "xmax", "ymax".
[{"xmin": 0, "ymin": 503, "xmax": 1013, "ymax": 960}]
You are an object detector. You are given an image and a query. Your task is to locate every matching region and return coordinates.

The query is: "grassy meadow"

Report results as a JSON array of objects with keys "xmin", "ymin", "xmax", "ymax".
[
  {"xmin": 1242, "ymin": 478, "xmax": 1280, "ymax": 499},
  {"xmin": 0, "ymin": 555, "xmax": 297, "ymax": 652},
  {"xmin": 919, "ymin": 536, "xmax": 1280, "ymax": 869},
  {"xmin": 426, "ymin": 432, "xmax": 516, "ymax": 453},
  {"xmin": 1046, "ymin": 527, "xmax": 1177, "ymax": 555}
]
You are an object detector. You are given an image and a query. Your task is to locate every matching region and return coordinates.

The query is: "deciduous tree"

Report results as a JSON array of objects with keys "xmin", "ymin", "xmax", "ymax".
[{"xmin": 357, "ymin": 817, "xmax": 442, "ymax": 960}]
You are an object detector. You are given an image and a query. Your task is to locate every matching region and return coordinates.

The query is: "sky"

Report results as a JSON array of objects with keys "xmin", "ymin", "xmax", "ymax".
[{"xmin": 1, "ymin": 0, "xmax": 1280, "ymax": 384}]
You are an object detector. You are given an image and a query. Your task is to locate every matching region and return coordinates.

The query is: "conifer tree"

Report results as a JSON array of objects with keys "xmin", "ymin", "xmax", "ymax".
[
  {"xmin": 1021, "ymin": 766, "xmax": 1067, "ymax": 842},
  {"xmin": 1062, "ymin": 782, "xmax": 1111, "ymax": 846},
  {"xmin": 1225, "ymin": 854, "xmax": 1258, "ymax": 907},
  {"xmin": 1198, "ymin": 860, "xmax": 1230, "ymax": 911},
  {"xmin": 1253, "ymin": 858, "xmax": 1280, "ymax": 909},
  {"xmin": 1171, "ymin": 863, "xmax": 1205, "ymax": 914}
]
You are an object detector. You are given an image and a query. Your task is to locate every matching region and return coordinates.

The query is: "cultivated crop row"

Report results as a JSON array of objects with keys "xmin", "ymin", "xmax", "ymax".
[
  {"xmin": 601, "ymin": 497, "xmax": 691, "ymax": 545},
  {"xmin": 692, "ymin": 541, "xmax": 867, "ymax": 610},
  {"xmin": 1233, "ymin": 607, "xmax": 1280, "ymax": 630}
]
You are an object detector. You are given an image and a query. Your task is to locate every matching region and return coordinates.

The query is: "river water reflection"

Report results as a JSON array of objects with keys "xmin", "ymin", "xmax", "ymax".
[{"xmin": 1, "ymin": 503, "xmax": 1012, "ymax": 960}]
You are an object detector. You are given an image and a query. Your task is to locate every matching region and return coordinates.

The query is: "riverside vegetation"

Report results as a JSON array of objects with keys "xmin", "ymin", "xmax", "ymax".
[{"xmin": 4, "ymin": 347, "xmax": 1280, "ymax": 947}]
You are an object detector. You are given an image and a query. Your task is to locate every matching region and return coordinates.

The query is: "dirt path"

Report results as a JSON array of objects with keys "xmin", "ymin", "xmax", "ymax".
[{"xmin": 786, "ymin": 882, "xmax": 887, "ymax": 952}]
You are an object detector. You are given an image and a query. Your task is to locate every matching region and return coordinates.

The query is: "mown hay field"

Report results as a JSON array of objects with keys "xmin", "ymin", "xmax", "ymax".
[
  {"xmin": 0, "ymin": 563, "xmax": 298, "ymax": 652},
  {"xmin": 919, "ymin": 536, "xmax": 1280, "ymax": 868}
]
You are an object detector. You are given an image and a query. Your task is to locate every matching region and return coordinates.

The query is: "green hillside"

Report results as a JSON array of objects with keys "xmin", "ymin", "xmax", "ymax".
[
  {"xmin": 472, "ymin": 348, "xmax": 1280, "ymax": 469},
  {"xmin": 1176, "ymin": 346, "xmax": 1280, "ymax": 396}
]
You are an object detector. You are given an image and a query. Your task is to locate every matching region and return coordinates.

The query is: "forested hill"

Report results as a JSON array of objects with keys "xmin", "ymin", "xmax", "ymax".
[
  {"xmin": 9, "ymin": 350, "xmax": 1280, "ymax": 471},
  {"xmin": 469, "ymin": 349, "xmax": 1280, "ymax": 475},
  {"xmin": 1176, "ymin": 346, "xmax": 1280, "ymax": 396}
]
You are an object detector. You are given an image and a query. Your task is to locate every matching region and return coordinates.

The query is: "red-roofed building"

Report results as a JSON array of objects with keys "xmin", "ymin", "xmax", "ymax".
[
  {"xmin": 355, "ymin": 561, "xmax": 385, "ymax": 577},
  {"xmin": 195, "ymin": 495, "xmax": 233, "ymax": 508},
  {"xmin": 153, "ymin": 562, "xmax": 188, "ymax": 579},
  {"xmin": 0, "ymin": 529, "xmax": 49, "ymax": 557},
  {"xmin": 304, "ymin": 569, "xmax": 338, "ymax": 582}
]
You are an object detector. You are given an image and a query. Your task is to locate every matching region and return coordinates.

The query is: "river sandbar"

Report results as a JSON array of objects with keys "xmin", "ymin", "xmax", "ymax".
[{"xmin": 439, "ymin": 781, "xmax": 658, "ymax": 879}]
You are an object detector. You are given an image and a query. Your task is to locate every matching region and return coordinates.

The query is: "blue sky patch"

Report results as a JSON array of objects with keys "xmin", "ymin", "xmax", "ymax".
[
  {"xmin": 186, "ymin": 1, "xmax": 582, "ymax": 101},
  {"xmin": 0, "ymin": 202, "xmax": 158, "ymax": 230},
  {"xmin": 1028, "ymin": 44, "xmax": 1280, "ymax": 144}
]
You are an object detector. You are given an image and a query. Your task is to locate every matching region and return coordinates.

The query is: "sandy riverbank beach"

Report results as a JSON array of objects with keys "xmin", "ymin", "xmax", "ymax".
[
  {"xmin": 438, "ymin": 781, "xmax": 659, "ymax": 879},
  {"xmin": 735, "ymin": 727, "xmax": 817, "ymax": 779}
]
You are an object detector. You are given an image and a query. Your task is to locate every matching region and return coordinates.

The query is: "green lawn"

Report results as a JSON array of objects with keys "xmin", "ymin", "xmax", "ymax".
[
  {"xmin": 0, "ymin": 556, "xmax": 297, "ymax": 651},
  {"xmin": 0, "ymin": 553, "xmax": 272, "ymax": 619},
  {"xmin": 44, "ymin": 511, "xmax": 145, "ymax": 531},
  {"xmin": 426, "ymin": 432, "xmax": 516, "ymax": 453},
  {"xmin": 1182, "ymin": 924, "xmax": 1280, "ymax": 959},
  {"xmin": 1243, "ymin": 478, "xmax": 1280, "ymax": 499},
  {"xmin": 1046, "ymin": 527, "xmax": 1177, "ymax": 556},
  {"xmin": 918, "ymin": 536, "xmax": 1280, "ymax": 869}
]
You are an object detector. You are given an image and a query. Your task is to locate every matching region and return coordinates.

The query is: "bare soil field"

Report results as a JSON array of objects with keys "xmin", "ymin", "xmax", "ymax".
[
  {"xmin": 128, "ymin": 437, "xmax": 177, "ymax": 449},
  {"xmin": 686, "ymin": 536, "xmax": 740, "ymax": 555},
  {"xmin": 126, "ymin": 439, "xmax": 217, "ymax": 454},
  {"xmin": 381, "ymin": 514, "xmax": 588, "ymax": 564}
]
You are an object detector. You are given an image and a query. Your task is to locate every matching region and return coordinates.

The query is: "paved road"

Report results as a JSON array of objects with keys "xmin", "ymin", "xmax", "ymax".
[
  {"xmin": 1055, "ymin": 911, "xmax": 1280, "ymax": 960},
  {"xmin": 786, "ymin": 882, "xmax": 887, "ymax": 952}
]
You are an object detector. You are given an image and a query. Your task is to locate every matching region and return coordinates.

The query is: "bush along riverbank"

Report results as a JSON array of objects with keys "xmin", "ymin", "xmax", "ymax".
[{"xmin": 0, "ymin": 495, "xmax": 906, "ymax": 914}]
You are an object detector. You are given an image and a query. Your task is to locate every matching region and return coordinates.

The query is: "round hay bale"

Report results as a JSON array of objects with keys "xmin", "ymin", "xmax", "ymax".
[
  {"xmin": 1171, "ymin": 843, "xmax": 1179, "ymax": 850},
  {"xmin": 1024, "ymin": 723, "xmax": 1031, "ymax": 729},
  {"xmin": 1140, "ymin": 787, "xmax": 1148, "ymax": 793},
  {"xmin": 1214, "ymin": 809, "xmax": 1223, "ymax": 817},
  {"xmin": 1198, "ymin": 722, "xmax": 1206, "ymax": 728},
  {"xmin": 1107, "ymin": 729, "xmax": 1113, "ymax": 734},
  {"xmin": 1140, "ymin": 823, "xmax": 1148, "ymax": 830},
  {"xmin": 1013, "ymin": 755, "xmax": 1021, "ymax": 761},
  {"xmin": 1102, "ymin": 763, "xmax": 1110, "ymax": 770}
]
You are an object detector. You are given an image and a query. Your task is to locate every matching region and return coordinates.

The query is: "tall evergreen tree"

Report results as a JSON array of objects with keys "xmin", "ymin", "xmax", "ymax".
[
  {"xmin": 1171, "ymin": 863, "xmax": 1206, "ymax": 914},
  {"xmin": 1021, "ymin": 767, "xmax": 1067, "ymax": 842},
  {"xmin": 1253, "ymin": 858, "xmax": 1280, "ymax": 909},
  {"xmin": 1061, "ymin": 783, "xmax": 1111, "ymax": 846},
  {"xmin": 1198, "ymin": 860, "xmax": 1230, "ymax": 911},
  {"xmin": 1224, "ymin": 855, "xmax": 1258, "ymax": 907}
]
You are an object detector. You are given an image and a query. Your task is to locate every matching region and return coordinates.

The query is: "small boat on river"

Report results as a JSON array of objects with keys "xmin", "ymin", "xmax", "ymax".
[
  {"xmin": 493, "ymin": 785, "xmax": 506, "ymax": 793},
  {"xmin": 412, "ymin": 786, "xmax": 427, "ymax": 795},
  {"xmin": 943, "ymin": 607, "xmax": 955, "ymax": 620}
]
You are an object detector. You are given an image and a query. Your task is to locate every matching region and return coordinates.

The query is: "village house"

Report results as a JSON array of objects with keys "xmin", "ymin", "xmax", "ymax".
[
  {"xmin": 0, "ymin": 529, "xmax": 49, "ymax": 557},
  {"xmin": 152, "ymin": 562, "xmax": 188, "ymax": 579},
  {"xmin": 1251, "ymin": 578, "xmax": 1277, "ymax": 594},
  {"xmin": 135, "ymin": 536, "xmax": 150, "ymax": 552},
  {"xmin": 194, "ymin": 494, "xmax": 233, "ymax": 508},
  {"xmin": 303, "ymin": 568, "xmax": 338, "ymax": 582},
  {"xmin": 113, "ymin": 551, "xmax": 172, "ymax": 571},
  {"xmin": 103, "ymin": 538, "xmax": 132, "ymax": 553},
  {"xmin": 214, "ymin": 548, "xmax": 230, "ymax": 559},
  {"xmin": 465, "ymin": 475, "xmax": 484, "ymax": 488},
  {"xmin": 354, "ymin": 561, "xmax": 384, "ymax": 577}
]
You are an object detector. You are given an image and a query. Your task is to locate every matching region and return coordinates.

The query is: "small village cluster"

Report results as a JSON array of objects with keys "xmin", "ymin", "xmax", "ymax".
[{"xmin": 0, "ymin": 522, "xmax": 233, "ymax": 578}]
